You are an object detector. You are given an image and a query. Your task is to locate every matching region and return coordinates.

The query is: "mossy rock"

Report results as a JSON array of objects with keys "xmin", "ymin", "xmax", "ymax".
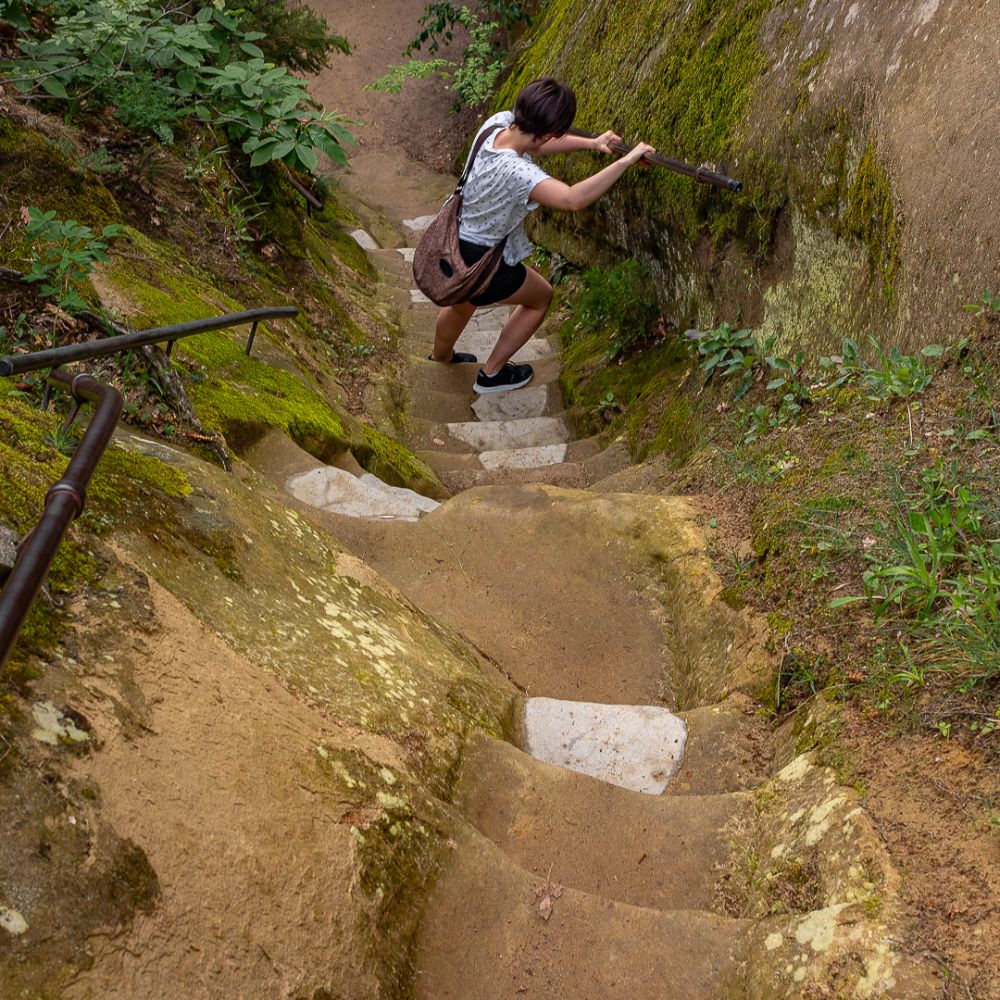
[{"xmin": 0, "ymin": 118, "xmax": 121, "ymax": 264}]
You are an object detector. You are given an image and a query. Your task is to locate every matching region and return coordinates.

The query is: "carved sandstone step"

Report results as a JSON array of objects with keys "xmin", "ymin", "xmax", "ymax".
[
  {"xmin": 395, "ymin": 304, "xmax": 516, "ymax": 337},
  {"xmin": 454, "ymin": 729, "xmax": 751, "ymax": 911},
  {"xmin": 437, "ymin": 461, "xmax": 588, "ymax": 492},
  {"xmin": 414, "ymin": 824, "xmax": 748, "ymax": 1000},
  {"xmin": 406, "ymin": 385, "xmax": 559, "ymax": 423}
]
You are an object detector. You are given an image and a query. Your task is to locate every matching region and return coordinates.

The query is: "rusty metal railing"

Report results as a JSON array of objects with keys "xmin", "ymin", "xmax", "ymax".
[
  {"xmin": 0, "ymin": 305, "xmax": 300, "ymax": 376},
  {"xmin": 0, "ymin": 304, "xmax": 300, "ymax": 668},
  {"xmin": 0, "ymin": 371, "xmax": 121, "ymax": 668}
]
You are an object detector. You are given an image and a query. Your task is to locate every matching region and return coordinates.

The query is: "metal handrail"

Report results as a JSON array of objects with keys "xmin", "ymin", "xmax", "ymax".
[
  {"xmin": 0, "ymin": 305, "xmax": 300, "ymax": 376},
  {"xmin": 0, "ymin": 303, "xmax": 300, "ymax": 667},
  {"xmin": 0, "ymin": 370, "xmax": 122, "ymax": 668}
]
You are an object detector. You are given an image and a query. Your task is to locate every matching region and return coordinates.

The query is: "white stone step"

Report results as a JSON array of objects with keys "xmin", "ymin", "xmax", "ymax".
[
  {"xmin": 396, "ymin": 247, "xmax": 415, "ymax": 262},
  {"xmin": 446, "ymin": 416, "xmax": 569, "ymax": 452},
  {"xmin": 479, "ymin": 443, "xmax": 568, "ymax": 471},
  {"xmin": 285, "ymin": 467, "xmax": 439, "ymax": 522},
  {"xmin": 471, "ymin": 385, "xmax": 552, "ymax": 420},
  {"xmin": 453, "ymin": 330, "xmax": 553, "ymax": 362},
  {"xmin": 403, "ymin": 214, "xmax": 436, "ymax": 234},
  {"xmin": 463, "ymin": 309, "xmax": 513, "ymax": 332},
  {"xmin": 350, "ymin": 228, "xmax": 379, "ymax": 250},
  {"xmin": 522, "ymin": 697, "xmax": 688, "ymax": 794}
]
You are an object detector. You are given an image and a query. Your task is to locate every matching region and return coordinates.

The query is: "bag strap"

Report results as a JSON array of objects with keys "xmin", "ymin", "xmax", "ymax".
[{"xmin": 456, "ymin": 123, "xmax": 506, "ymax": 193}]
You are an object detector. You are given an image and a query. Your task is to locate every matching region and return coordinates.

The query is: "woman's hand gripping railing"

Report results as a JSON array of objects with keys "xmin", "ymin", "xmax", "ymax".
[{"xmin": 566, "ymin": 128, "xmax": 743, "ymax": 192}]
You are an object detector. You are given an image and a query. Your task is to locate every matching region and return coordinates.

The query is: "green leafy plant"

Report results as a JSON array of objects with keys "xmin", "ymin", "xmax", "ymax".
[
  {"xmin": 1, "ymin": 0, "xmax": 355, "ymax": 174},
  {"xmin": 197, "ymin": 56, "xmax": 356, "ymax": 171},
  {"xmin": 20, "ymin": 208, "xmax": 125, "ymax": 314},
  {"xmin": 405, "ymin": 0, "xmax": 534, "ymax": 55},
  {"xmin": 817, "ymin": 335, "xmax": 942, "ymax": 400},
  {"xmin": 108, "ymin": 71, "xmax": 186, "ymax": 144},
  {"xmin": 689, "ymin": 322, "xmax": 756, "ymax": 393},
  {"xmin": 0, "ymin": 0, "xmax": 31, "ymax": 29},
  {"xmin": 221, "ymin": 183, "xmax": 266, "ymax": 250},
  {"xmin": 962, "ymin": 289, "xmax": 1000, "ymax": 317},
  {"xmin": 594, "ymin": 390, "xmax": 618, "ymax": 421},
  {"xmin": 818, "ymin": 336, "xmax": 865, "ymax": 389},
  {"xmin": 236, "ymin": 0, "xmax": 351, "ymax": 74},
  {"xmin": 863, "ymin": 336, "xmax": 941, "ymax": 400},
  {"xmin": 834, "ymin": 464, "xmax": 1000, "ymax": 693}
]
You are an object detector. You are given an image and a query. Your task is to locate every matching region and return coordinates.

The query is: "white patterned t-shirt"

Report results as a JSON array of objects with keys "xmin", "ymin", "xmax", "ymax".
[{"xmin": 457, "ymin": 111, "xmax": 551, "ymax": 265}]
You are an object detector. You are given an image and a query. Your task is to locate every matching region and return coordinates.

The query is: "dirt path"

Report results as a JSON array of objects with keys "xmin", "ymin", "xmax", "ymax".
[{"xmin": 307, "ymin": 0, "xmax": 475, "ymax": 171}]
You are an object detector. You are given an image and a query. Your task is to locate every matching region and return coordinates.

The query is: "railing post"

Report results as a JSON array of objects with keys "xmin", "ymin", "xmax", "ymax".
[
  {"xmin": 166, "ymin": 340, "xmax": 174, "ymax": 357},
  {"xmin": 245, "ymin": 321, "xmax": 259, "ymax": 356},
  {"xmin": 40, "ymin": 367, "xmax": 59, "ymax": 410}
]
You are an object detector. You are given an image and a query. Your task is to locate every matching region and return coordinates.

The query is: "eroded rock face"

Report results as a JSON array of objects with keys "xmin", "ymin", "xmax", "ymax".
[
  {"xmin": 0, "ymin": 432, "xmax": 513, "ymax": 999},
  {"xmin": 501, "ymin": 0, "xmax": 997, "ymax": 353},
  {"xmin": 110, "ymin": 431, "xmax": 511, "ymax": 797},
  {"xmin": 717, "ymin": 748, "xmax": 937, "ymax": 998}
]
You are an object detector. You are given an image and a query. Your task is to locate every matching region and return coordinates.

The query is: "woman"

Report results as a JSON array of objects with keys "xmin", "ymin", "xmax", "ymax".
[{"xmin": 429, "ymin": 77, "xmax": 655, "ymax": 394}]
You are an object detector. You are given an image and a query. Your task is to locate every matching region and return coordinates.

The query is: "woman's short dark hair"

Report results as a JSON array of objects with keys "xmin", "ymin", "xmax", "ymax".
[{"xmin": 513, "ymin": 78, "xmax": 577, "ymax": 139}]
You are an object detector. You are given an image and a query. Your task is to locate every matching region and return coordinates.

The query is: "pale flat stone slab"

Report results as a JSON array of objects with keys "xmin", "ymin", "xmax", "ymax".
[
  {"xmin": 410, "ymin": 289, "xmax": 433, "ymax": 306},
  {"xmin": 0, "ymin": 907, "xmax": 28, "ymax": 936},
  {"xmin": 479, "ymin": 443, "xmax": 567, "ymax": 471},
  {"xmin": 472, "ymin": 386, "xmax": 549, "ymax": 421},
  {"xmin": 396, "ymin": 247, "xmax": 416, "ymax": 262},
  {"xmin": 350, "ymin": 229, "xmax": 379, "ymax": 250},
  {"xmin": 447, "ymin": 417, "xmax": 568, "ymax": 452},
  {"xmin": 403, "ymin": 215, "xmax": 437, "ymax": 234},
  {"xmin": 31, "ymin": 701, "xmax": 90, "ymax": 745},
  {"xmin": 523, "ymin": 697, "xmax": 688, "ymax": 794},
  {"xmin": 454, "ymin": 331, "xmax": 553, "ymax": 362},
  {"xmin": 464, "ymin": 310, "xmax": 512, "ymax": 332},
  {"xmin": 286, "ymin": 467, "xmax": 439, "ymax": 522}
]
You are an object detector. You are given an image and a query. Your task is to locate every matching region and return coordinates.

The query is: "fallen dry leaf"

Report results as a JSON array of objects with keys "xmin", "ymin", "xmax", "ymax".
[
  {"xmin": 534, "ymin": 875, "xmax": 563, "ymax": 921},
  {"xmin": 432, "ymin": 438, "xmax": 445, "ymax": 446}
]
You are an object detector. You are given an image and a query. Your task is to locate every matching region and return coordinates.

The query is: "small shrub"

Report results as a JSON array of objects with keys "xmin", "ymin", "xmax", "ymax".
[
  {"xmin": 573, "ymin": 260, "xmax": 660, "ymax": 361},
  {"xmin": 107, "ymin": 72, "xmax": 186, "ymax": 144},
  {"xmin": 21, "ymin": 208, "xmax": 125, "ymax": 315},
  {"xmin": 2, "ymin": 0, "xmax": 355, "ymax": 175}
]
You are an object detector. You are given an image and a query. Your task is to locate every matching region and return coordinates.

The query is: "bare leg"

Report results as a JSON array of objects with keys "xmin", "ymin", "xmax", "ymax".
[
  {"xmin": 431, "ymin": 302, "xmax": 477, "ymax": 361},
  {"xmin": 482, "ymin": 267, "xmax": 553, "ymax": 375}
]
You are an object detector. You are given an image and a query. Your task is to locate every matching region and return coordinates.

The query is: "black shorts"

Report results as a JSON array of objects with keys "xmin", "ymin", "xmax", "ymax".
[{"xmin": 460, "ymin": 239, "xmax": 527, "ymax": 306}]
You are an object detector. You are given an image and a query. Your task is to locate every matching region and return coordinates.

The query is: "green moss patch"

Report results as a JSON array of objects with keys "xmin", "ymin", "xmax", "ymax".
[
  {"xmin": 101, "ymin": 226, "xmax": 245, "ymax": 326},
  {"xmin": 179, "ymin": 330, "xmax": 351, "ymax": 452},
  {"xmin": 498, "ymin": 0, "xmax": 781, "ymax": 248},
  {"xmin": 842, "ymin": 143, "xmax": 900, "ymax": 303},
  {"xmin": 0, "ymin": 388, "xmax": 99, "ymax": 672},
  {"xmin": 0, "ymin": 119, "xmax": 121, "ymax": 256}
]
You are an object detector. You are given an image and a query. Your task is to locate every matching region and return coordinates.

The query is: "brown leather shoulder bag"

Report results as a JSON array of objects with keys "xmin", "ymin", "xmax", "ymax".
[{"xmin": 412, "ymin": 124, "xmax": 509, "ymax": 307}]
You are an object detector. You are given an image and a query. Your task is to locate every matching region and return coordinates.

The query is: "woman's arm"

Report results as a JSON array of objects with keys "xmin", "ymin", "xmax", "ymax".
[
  {"xmin": 537, "ymin": 130, "xmax": 620, "ymax": 155},
  {"xmin": 529, "ymin": 142, "xmax": 655, "ymax": 211}
]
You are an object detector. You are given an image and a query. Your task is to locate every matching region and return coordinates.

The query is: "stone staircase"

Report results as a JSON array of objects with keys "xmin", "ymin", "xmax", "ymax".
[
  {"xmin": 365, "ymin": 240, "xmax": 601, "ymax": 492},
  {"xmin": 292, "ymin": 219, "xmax": 932, "ymax": 1000}
]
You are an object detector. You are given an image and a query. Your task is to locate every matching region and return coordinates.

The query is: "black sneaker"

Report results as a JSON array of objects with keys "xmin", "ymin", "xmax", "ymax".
[
  {"xmin": 427, "ymin": 351, "xmax": 478, "ymax": 363},
  {"xmin": 473, "ymin": 362, "xmax": 534, "ymax": 394}
]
